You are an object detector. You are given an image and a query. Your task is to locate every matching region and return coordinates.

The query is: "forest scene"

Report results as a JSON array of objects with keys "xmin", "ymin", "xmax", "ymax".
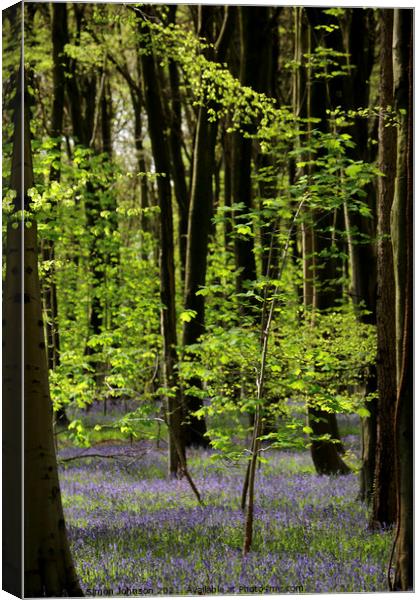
[{"xmin": 2, "ymin": 2, "xmax": 413, "ymax": 597}]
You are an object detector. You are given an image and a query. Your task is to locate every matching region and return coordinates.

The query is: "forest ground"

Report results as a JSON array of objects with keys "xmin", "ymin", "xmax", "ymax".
[{"xmin": 57, "ymin": 413, "xmax": 393, "ymax": 595}]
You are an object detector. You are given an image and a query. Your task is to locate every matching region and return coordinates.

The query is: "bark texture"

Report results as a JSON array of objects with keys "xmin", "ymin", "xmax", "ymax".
[
  {"xmin": 166, "ymin": 5, "xmax": 190, "ymax": 281},
  {"xmin": 2, "ymin": 7, "xmax": 23, "ymax": 595},
  {"xmin": 43, "ymin": 2, "xmax": 69, "ymax": 426},
  {"xmin": 301, "ymin": 8, "xmax": 350, "ymax": 475},
  {"xmin": 391, "ymin": 9, "xmax": 413, "ymax": 591},
  {"xmin": 340, "ymin": 9, "xmax": 377, "ymax": 502},
  {"xmin": 182, "ymin": 6, "xmax": 235, "ymax": 447},
  {"xmin": 141, "ymin": 27, "xmax": 185, "ymax": 476},
  {"xmin": 12, "ymin": 67, "xmax": 82, "ymax": 598},
  {"xmin": 371, "ymin": 9, "xmax": 398, "ymax": 527}
]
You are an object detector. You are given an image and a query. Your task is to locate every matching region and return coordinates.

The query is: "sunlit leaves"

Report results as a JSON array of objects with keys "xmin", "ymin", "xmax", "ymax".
[{"xmin": 180, "ymin": 309, "xmax": 198, "ymax": 323}]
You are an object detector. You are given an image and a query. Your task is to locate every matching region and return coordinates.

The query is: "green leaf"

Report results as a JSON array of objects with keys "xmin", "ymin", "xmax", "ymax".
[
  {"xmin": 180, "ymin": 309, "xmax": 197, "ymax": 323},
  {"xmin": 236, "ymin": 225, "xmax": 253, "ymax": 236},
  {"xmin": 345, "ymin": 163, "xmax": 363, "ymax": 177},
  {"xmin": 356, "ymin": 407, "xmax": 370, "ymax": 418}
]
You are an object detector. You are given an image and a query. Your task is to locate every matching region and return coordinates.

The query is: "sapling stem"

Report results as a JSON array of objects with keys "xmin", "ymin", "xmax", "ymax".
[{"xmin": 242, "ymin": 199, "xmax": 305, "ymax": 556}]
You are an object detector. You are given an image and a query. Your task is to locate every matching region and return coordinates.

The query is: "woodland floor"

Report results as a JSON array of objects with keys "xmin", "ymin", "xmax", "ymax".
[{"xmin": 58, "ymin": 426, "xmax": 393, "ymax": 595}]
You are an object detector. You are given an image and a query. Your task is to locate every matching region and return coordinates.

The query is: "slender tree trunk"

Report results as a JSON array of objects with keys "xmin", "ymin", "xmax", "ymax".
[
  {"xmin": 340, "ymin": 9, "xmax": 377, "ymax": 500},
  {"xmin": 182, "ymin": 6, "xmax": 235, "ymax": 447},
  {"xmin": 141, "ymin": 29, "xmax": 185, "ymax": 476},
  {"xmin": 129, "ymin": 85, "xmax": 150, "ymax": 238},
  {"xmin": 230, "ymin": 7, "xmax": 280, "ymax": 432},
  {"xmin": 308, "ymin": 226, "xmax": 349, "ymax": 473},
  {"xmin": 371, "ymin": 9, "xmax": 398, "ymax": 528},
  {"xmin": 391, "ymin": 9, "xmax": 413, "ymax": 590},
  {"xmin": 299, "ymin": 8, "xmax": 350, "ymax": 475},
  {"xmin": 99, "ymin": 81, "xmax": 120, "ymax": 334},
  {"xmin": 64, "ymin": 5, "xmax": 103, "ymax": 375},
  {"xmin": 166, "ymin": 5, "xmax": 189, "ymax": 282},
  {"xmin": 65, "ymin": 4, "xmax": 115, "ymax": 378},
  {"xmin": 231, "ymin": 7, "xmax": 275, "ymax": 309},
  {"xmin": 8, "ymin": 64, "xmax": 82, "ymax": 597},
  {"xmin": 182, "ymin": 101, "xmax": 217, "ymax": 447},
  {"xmin": 43, "ymin": 2, "xmax": 69, "ymax": 426},
  {"xmin": 222, "ymin": 130, "xmax": 233, "ymax": 251}
]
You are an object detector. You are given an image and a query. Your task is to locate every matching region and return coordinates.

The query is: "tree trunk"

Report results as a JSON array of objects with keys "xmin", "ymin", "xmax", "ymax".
[
  {"xmin": 307, "ymin": 218, "xmax": 350, "ymax": 474},
  {"xmin": 182, "ymin": 6, "xmax": 235, "ymax": 447},
  {"xmin": 232, "ymin": 7, "xmax": 275, "ymax": 310},
  {"xmin": 222, "ymin": 130, "xmax": 234, "ymax": 251},
  {"xmin": 371, "ymin": 9, "xmax": 398, "ymax": 528},
  {"xmin": 141, "ymin": 28, "xmax": 185, "ymax": 476},
  {"xmin": 64, "ymin": 5, "xmax": 104, "ymax": 377},
  {"xmin": 182, "ymin": 101, "xmax": 217, "ymax": 447},
  {"xmin": 302, "ymin": 211, "xmax": 349, "ymax": 474},
  {"xmin": 43, "ymin": 2, "xmax": 69, "ymax": 427},
  {"xmin": 166, "ymin": 5, "xmax": 189, "ymax": 283},
  {"xmin": 7, "ymin": 63, "xmax": 82, "ymax": 597},
  {"xmin": 129, "ymin": 75, "xmax": 150, "ymax": 239},
  {"xmin": 2, "ymin": 8, "xmax": 23, "ymax": 595},
  {"xmin": 340, "ymin": 9, "xmax": 377, "ymax": 501},
  {"xmin": 301, "ymin": 8, "xmax": 350, "ymax": 475},
  {"xmin": 391, "ymin": 9, "xmax": 413, "ymax": 590}
]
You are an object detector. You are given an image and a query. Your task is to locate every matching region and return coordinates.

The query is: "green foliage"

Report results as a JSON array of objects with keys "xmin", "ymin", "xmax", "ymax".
[
  {"xmin": 18, "ymin": 4, "xmax": 382, "ymax": 467},
  {"xmin": 179, "ymin": 299, "xmax": 376, "ymax": 454},
  {"xmin": 27, "ymin": 137, "xmax": 161, "ymax": 428}
]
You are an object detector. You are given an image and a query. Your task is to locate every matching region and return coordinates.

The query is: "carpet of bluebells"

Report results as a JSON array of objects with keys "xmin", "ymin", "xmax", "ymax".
[{"xmin": 58, "ymin": 434, "xmax": 392, "ymax": 595}]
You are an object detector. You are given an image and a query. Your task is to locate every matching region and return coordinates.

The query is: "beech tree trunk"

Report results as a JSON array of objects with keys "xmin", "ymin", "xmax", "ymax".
[
  {"xmin": 182, "ymin": 97, "xmax": 217, "ymax": 447},
  {"xmin": 131, "ymin": 88, "xmax": 150, "ymax": 236},
  {"xmin": 166, "ymin": 5, "xmax": 190, "ymax": 282},
  {"xmin": 300, "ymin": 8, "xmax": 350, "ymax": 475},
  {"xmin": 2, "ymin": 7, "xmax": 23, "ymax": 594},
  {"xmin": 231, "ymin": 7, "xmax": 275, "ymax": 310},
  {"xmin": 391, "ymin": 9, "xmax": 413, "ymax": 590},
  {"xmin": 307, "ymin": 215, "xmax": 349, "ymax": 474},
  {"xmin": 182, "ymin": 6, "xmax": 235, "ymax": 447},
  {"xmin": 140, "ymin": 26, "xmax": 185, "ymax": 476},
  {"xmin": 6, "ymin": 63, "xmax": 82, "ymax": 597},
  {"xmin": 340, "ymin": 9, "xmax": 377, "ymax": 501},
  {"xmin": 371, "ymin": 9, "xmax": 398, "ymax": 528},
  {"xmin": 43, "ymin": 2, "xmax": 69, "ymax": 426},
  {"xmin": 222, "ymin": 130, "xmax": 234, "ymax": 251}
]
